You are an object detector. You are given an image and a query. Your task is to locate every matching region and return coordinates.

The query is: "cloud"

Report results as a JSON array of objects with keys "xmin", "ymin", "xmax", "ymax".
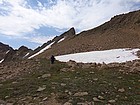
[
  {"xmin": 0, "ymin": 0, "xmax": 47, "ymax": 36},
  {"xmin": 0, "ymin": 0, "xmax": 140, "ymax": 37},
  {"xmin": 25, "ymin": 35, "xmax": 54, "ymax": 44}
]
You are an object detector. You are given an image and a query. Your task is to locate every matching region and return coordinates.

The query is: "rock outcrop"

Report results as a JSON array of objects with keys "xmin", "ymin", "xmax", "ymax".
[
  {"xmin": 0, "ymin": 42, "xmax": 32, "ymax": 63},
  {"xmin": 0, "ymin": 42, "xmax": 13, "ymax": 61}
]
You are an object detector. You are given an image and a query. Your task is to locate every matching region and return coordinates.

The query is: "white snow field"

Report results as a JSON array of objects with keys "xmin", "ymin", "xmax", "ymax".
[{"xmin": 56, "ymin": 48, "xmax": 140, "ymax": 64}]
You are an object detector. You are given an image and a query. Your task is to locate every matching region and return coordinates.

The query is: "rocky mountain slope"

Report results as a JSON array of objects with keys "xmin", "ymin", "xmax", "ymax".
[
  {"xmin": 0, "ymin": 58, "xmax": 140, "ymax": 104},
  {"xmin": 0, "ymin": 42, "xmax": 32, "ymax": 63},
  {"xmin": 28, "ymin": 10, "xmax": 140, "ymax": 59},
  {"xmin": 27, "ymin": 27, "xmax": 76, "ymax": 59}
]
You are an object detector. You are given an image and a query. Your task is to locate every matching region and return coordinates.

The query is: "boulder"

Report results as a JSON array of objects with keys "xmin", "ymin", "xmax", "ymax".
[
  {"xmin": 74, "ymin": 92, "xmax": 88, "ymax": 97},
  {"xmin": 42, "ymin": 74, "xmax": 51, "ymax": 78},
  {"xmin": 67, "ymin": 60, "xmax": 77, "ymax": 68},
  {"xmin": 133, "ymin": 61, "xmax": 140, "ymax": 67},
  {"xmin": 37, "ymin": 85, "xmax": 46, "ymax": 92},
  {"xmin": 118, "ymin": 88, "xmax": 125, "ymax": 92},
  {"xmin": 108, "ymin": 100, "xmax": 116, "ymax": 103},
  {"xmin": 63, "ymin": 102, "xmax": 72, "ymax": 105}
]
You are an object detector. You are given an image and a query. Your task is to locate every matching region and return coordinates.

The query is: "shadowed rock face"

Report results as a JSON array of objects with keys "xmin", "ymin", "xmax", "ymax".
[
  {"xmin": 0, "ymin": 43, "xmax": 32, "ymax": 62},
  {"xmin": 0, "ymin": 42, "xmax": 13, "ymax": 61},
  {"xmin": 3, "ymin": 46, "xmax": 32, "ymax": 62},
  {"xmin": 32, "ymin": 10, "xmax": 140, "ymax": 58}
]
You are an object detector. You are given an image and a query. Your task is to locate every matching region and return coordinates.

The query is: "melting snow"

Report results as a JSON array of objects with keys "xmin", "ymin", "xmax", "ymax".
[
  {"xmin": 28, "ymin": 42, "xmax": 55, "ymax": 59},
  {"xmin": 6, "ymin": 50, "xmax": 10, "ymax": 54},
  {"xmin": 56, "ymin": 48, "xmax": 140, "ymax": 64},
  {"xmin": 23, "ymin": 52, "xmax": 30, "ymax": 58},
  {"xmin": 57, "ymin": 37, "xmax": 65, "ymax": 43},
  {"xmin": 0, "ymin": 59, "xmax": 4, "ymax": 63}
]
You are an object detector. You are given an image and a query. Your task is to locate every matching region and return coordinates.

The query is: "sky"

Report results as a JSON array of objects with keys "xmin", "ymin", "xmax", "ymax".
[{"xmin": 0, "ymin": 0, "xmax": 140, "ymax": 49}]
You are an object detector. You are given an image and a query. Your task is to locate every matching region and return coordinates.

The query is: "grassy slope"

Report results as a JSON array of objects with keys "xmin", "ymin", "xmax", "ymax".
[{"xmin": 0, "ymin": 59, "xmax": 140, "ymax": 105}]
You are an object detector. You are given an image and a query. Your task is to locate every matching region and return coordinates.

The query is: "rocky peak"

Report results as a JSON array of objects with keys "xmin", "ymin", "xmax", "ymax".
[
  {"xmin": 52, "ymin": 27, "xmax": 76, "ymax": 43},
  {"xmin": 62, "ymin": 27, "xmax": 76, "ymax": 38},
  {"xmin": 18, "ymin": 46, "xmax": 30, "ymax": 52},
  {"xmin": 0, "ymin": 42, "xmax": 13, "ymax": 61},
  {"xmin": 0, "ymin": 42, "xmax": 32, "ymax": 63},
  {"xmin": 0, "ymin": 42, "xmax": 13, "ymax": 52}
]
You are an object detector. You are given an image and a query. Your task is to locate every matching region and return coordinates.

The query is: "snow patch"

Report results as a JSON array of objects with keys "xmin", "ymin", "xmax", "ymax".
[
  {"xmin": 28, "ymin": 42, "xmax": 55, "ymax": 59},
  {"xmin": 23, "ymin": 52, "xmax": 30, "ymax": 58},
  {"xmin": 57, "ymin": 37, "xmax": 65, "ymax": 43},
  {"xmin": 6, "ymin": 50, "xmax": 10, "ymax": 54},
  {"xmin": 0, "ymin": 59, "xmax": 4, "ymax": 63},
  {"xmin": 56, "ymin": 48, "xmax": 140, "ymax": 64}
]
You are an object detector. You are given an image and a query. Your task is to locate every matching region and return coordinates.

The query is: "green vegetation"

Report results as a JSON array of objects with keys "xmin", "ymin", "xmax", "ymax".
[{"xmin": 0, "ymin": 58, "xmax": 140, "ymax": 104}]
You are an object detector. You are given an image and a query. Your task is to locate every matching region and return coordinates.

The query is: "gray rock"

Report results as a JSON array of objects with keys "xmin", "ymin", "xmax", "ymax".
[
  {"xmin": 65, "ymin": 90, "xmax": 69, "ymax": 93},
  {"xmin": 67, "ymin": 60, "xmax": 77, "ymax": 68},
  {"xmin": 74, "ymin": 92, "xmax": 88, "ymax": 97},
  {"xmin": 108, "ymin": 100, "xmax": 116, "ymax": 103},
  {"xmin": 118, "ymin": 88, "xmax": 125, "ymax": 92},
  {"xmin": 93, "ymin": 97, "xmax": 101, "ymax": 102},
  {"xmin": 61, "ymin": 83, "xmax": 66, "ymax": 86},
  {"xmin": 81, "ymin": 64, "xmax": 92, "ymax": 69},
  {"xmin": 108, "ymin": 63, "xmax": 120, "ymax": 68},
  {"xmin": 68, "ymin": 91, "xmax": 72, "ymax": 95},
  {"xmin": 125, "ymin": 61, "xmax": 133, "ymax": 67},
  {"xmin": 42, "ymin": 97, "xmax": 48, "ymax": 101},
  {"xmin": 133, "ymin": 61, "xmax": 140, "ymax": 67},
  {"xmin": 12, "ymin": 81, "xmax": 18, "ymax": 84},
  {"xmin": 90, "ymin": 63, "xmax": 97, "ymax": 67},
  {"xmin": 89, "ymin": 72, "xmax": 94, "ymax": 74},
  {"xmin": 93, "ymin": 78, "xmax": 98, "ymax": 81},
  {"xmin": 130, "ymin": 67, "xmax": 140, "ymax": 72},
  {"xmin": 60, "ymin": 68, "xmax": 68, "ymax": 72},
  {"xmin": 42, "ymin": 74, "xmax": 51, "ymax": 78},
  {"xmin": 77, "ymin": 102, "xmax": 94, "ymax": 105},
  {"xmin": 0, "ymin": 99, "xmax": 6, "ymax": 105},
  {"xmin": 6, "ymin": 103, "xmax": 14, "ymax": 105},
  {"xmin": 98, "ymin": 96, "xmax": 105, "ymax": 100},
  {"xmin": 37, "ymin": 85, "xmax": 46, "ymax": 92},
  {"xmin": 63, "ymin": 102, "xmax": 72, "ymax": 105},
  {"xmin": 100, "ymin": 62, "xmax": 108, "ymax": 69}
]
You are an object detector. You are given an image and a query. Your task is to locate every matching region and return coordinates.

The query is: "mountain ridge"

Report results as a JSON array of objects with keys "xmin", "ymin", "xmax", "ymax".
[
  {"xmin": 0, "ymin": 43, "xmax": 32, "ymax": 63},
  {"xmin": 1, "ymin": 10, "xmax": 140, "ymax": 61},
  {"xmin": 0, "ymin": 10, "xmax": 140, "ymax": 105},
  {"xmin": 34, "ymin": 10, "xmax": 140, "ymax": 58}
]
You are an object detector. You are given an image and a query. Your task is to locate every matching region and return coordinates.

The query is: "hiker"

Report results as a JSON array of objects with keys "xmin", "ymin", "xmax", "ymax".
[{"xmin": 50, "ymin": 55, "xmax": 55, "ymax": 64}]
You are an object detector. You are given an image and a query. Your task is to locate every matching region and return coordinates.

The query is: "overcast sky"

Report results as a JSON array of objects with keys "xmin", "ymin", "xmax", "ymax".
[{"xmin": 0, "ymin": 0, "xmax": 140, "ymax": 49}]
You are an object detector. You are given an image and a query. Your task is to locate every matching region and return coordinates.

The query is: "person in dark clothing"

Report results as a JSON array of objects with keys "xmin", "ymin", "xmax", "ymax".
[{"xmin": 50, "ymin": 55, "xmax": 55, "ymax": 64}]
